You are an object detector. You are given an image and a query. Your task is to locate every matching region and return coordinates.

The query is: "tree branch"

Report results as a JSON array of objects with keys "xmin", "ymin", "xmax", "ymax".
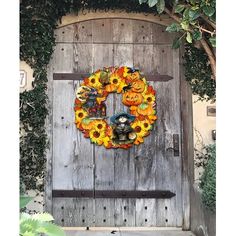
[
  {"xmin": 200, "ymin": 15, "xmax": 216, "ymax": 30},
  {"xmin": 200, "ymin": 39, "xmax": 216, "ymax": 80},
  {"xmin": 164, "ymin": 7, "xmax": 216, "ymax": 80}
]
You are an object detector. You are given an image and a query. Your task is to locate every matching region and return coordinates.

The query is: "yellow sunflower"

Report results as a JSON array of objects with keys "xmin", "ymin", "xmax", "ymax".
[
  {"xmin": 117, "ymin": 79, "xmax": 128, "ymax": 93},
  {"xmin": 105, "ymin": 74, "xmax": 121, "ymax": 92},
  {"xmin": 75, "ymin": 109, "xmax": 88, "ymax": 124},
  {"xmin": 92, "ymin": 120, "xmax": 107, "ymax": 132},
  {"xmin": 131, "ymin": 120, "xmax": 149, "ymax": 144},
  {"xmin": 143, "ymin": 93, "xmax": 156, "ymax": 104},
  {"xmin": 85, "ymin": 73, "xmax": 102, "ymax": 89},
  {"xmin": 89, "ymin": 129, "xmax": 106, "ymax": 145},
  {"xmin": 140, "ymin": 119, "xmax": 152, "ymax": 132}
]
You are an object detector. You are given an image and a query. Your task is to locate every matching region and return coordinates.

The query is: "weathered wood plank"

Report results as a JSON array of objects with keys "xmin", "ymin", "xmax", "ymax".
[
  {"xmin": 133, "ymin": 20, "xmax": 153, "ymax": 43},
  {"xmin": 52, "ymin": 44, "xmax": 74, "ymax": 72},
  {"xmin": 154, "ymin": 45, "xmax": 182, "ymax": 227},
  {"xmin": 113, "ymin": 35, "xmax": 136, "ymax": 226},
  {"xmin": 180, "ymin": 44, "xmax": 193, "ymax": 230},
  {"xmin": 112, "ymin": 19, "xmax": 133, "ymax": 43},
  {"xmin": 133, "ymin": 42, "xmax": 157, "ymax": 227},
  {"xmin": 72, "ymin": 44, "xmax": 93, "ymax": 74},
  {"xmin": 92, "ymin": 38, "xmax": 115, "ymax": 226},
  {"xmin": 53, "ymin": 198, "xmax": 94, "ymax": 227},
  {"xmin": 152, "ymin": 24, "xmax": 175, "ymax": 44},
  {"xmin": 73, "ymin": 21, "xmax": 93, "ymax": 43},
  {"xmin": 92, "ymin": 19, "xmax": 112, "ymax": 43}
]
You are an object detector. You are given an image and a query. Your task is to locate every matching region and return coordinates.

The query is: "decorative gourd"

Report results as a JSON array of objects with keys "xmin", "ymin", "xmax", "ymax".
[
  {"xmin": 131, "ymin": 79, "xmax": 146, "ymax": 93},
  {"xmin": 137, "ymin": 103, "xmax": 154, "ymax": 116},
  {"xmin": 122, "ymin": 91, "xmax": 143, "ymax": 106},
  {"xmin": 81, "ymin": 118, "xmax": 93, "ymax": 130}
]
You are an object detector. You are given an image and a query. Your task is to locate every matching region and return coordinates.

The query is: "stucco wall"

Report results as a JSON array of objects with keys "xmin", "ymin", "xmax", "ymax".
[{"xmin": 192, "ymin": 95, "xmax": 216, "ymax": 182}]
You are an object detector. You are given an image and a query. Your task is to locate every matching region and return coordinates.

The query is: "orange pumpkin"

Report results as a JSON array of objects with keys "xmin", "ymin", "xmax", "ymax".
[
  {"xmin": 137, "ymin": 103, "xmax": 155, "ymax": 116},
  {"xmin": 131, "ymin": 79, "xmax": 146, "ymax": 93},
  {"xmin": 80, "ymin": 118, "xmax": 94, "ymax": 130},
  {"xmin": 122, "ymin": 91, "xmax": 143, "ymax": 106}
]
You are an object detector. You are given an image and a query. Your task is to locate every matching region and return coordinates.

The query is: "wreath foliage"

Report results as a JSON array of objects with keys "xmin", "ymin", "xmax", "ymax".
[{"xmin": 74, "ymin": 67, "xmax": 157, "ymax": 149}]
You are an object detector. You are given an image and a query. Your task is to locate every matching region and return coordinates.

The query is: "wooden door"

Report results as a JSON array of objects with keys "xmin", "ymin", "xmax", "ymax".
[{"xmin": 47, "ymin": 18, "xmax": 184, "ymax": 227}]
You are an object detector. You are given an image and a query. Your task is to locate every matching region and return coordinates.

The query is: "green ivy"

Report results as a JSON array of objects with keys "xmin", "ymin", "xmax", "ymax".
[
  {"xmin": 19, "ymin": 0, "xmax": 157, "ymax": 192},
  {"xmin": 20, "ymin": 0, "xmax": 215, "ymax": 192},
  {"xmin": 200, "ymin": 144, "xmax": 216, "ymax": 212},
  {"xmin": 184, "ymin": 44, "xmax": 216, "ymax": 101}
]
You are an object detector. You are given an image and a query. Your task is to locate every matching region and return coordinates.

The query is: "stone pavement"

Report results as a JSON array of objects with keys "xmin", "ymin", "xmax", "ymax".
[{"xmin": 64, "ymin": 228, "xmax": 195, "ymax": 236}]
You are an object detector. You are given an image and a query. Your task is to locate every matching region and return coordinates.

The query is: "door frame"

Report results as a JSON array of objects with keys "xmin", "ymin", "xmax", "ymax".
[{"xmin": 45, "ymin": 11, "xmax": 194, "ymax": 230}]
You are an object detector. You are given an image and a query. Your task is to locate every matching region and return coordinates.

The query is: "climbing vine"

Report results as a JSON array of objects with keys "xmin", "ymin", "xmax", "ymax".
[
  {"xmin": 184, "ymin": 44, "xmax": 216, "ymax": 101},
  {"xmin": 20, "ymin": 0, "xmax": 215, "ymax": 192}
]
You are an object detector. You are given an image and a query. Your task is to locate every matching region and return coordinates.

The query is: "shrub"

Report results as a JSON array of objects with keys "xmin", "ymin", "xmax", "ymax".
[{"xmin": 199, "ymin": 144, "xmax": 216, "ymax": 212}]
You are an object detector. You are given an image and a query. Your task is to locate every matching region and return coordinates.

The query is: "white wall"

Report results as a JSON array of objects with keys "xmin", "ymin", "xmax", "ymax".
[{"xmin": 192, "ymin": 95, "xmax": 216, "ymax": 182}]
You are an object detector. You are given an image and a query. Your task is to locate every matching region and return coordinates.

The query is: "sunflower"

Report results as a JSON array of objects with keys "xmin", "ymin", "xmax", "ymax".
[
  {"xmin": 131, "ymin": 120, "xmax": 149, "ymax": 144},
  {"xmin": 140, "ymin": 119, "xmax": 152, "ymax": 132},
  {"xmin": 83, "ymin": 73, "xmax": 102, "ymax": 89},
  {"xmin": 89, "ymin": 129, "xmax": 106, "ymax": 145},
  {"xmin": 105, "ymin": 74, "xmax": 121, "ymax": 92},
  {"xmin": 75, "ymin": 109, "xmax": 88, "ymax": 124},
  {"xmin": 143, "ymin": 93, "xmax": 156, "ymax": 104},
  {"xmin": 92, "ymin": 120, "xmax": 108, "ymax": 132}
]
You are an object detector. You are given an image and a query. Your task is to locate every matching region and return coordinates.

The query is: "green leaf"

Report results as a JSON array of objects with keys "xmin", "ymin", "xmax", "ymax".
[
  {"xmin": 174, "ymin": 4, "xmax": 185, "ymax": 13},
  {"xmin": 172, "ymin": 37, "xmax": 181, "ymax": 49},
  {"xmin": 166, "ymin": 23, "xmax": 181, "ymax": 32},
  {"xmin": 186, "ymin": 32, "xmax": 192, "ymax": 43},
  {"xmin": 139, "ymin": 0, "xmax": 147, "ymax": 4},
  {"xmin": 156, "ymin": 0, "xmax": 165, "ymax": 14},
  {"xmin": 32, "ymin": 213, "xmax": 54, "ymax": 222},
  {"xmin": 180, "ymin": 21, "xmax": 189, "ymax": 30},
  {"xmin": 36, "ymin": 222, "xmax": 65, "ymax": 236},
  {"xmin": 183, "ymin": 8, "xmax": 190, "ymax": 19},
  {"xmin": 209, "ymin": 37, "xmax": 216, "ymax": 47},
  {"xmin": 202, "ymin": 5, "xmax": 215, "ymax": 17},
  {"xmin": 189, "ymin": 9, "xmax": 200, "ymax": 21},
  {"xmin": 20, "ymin": 196, "xmax": 33, "ymax": 209},
  {"xmin": 192, "ymin": 30, "xmax": 202, "ymax": 40},
  {"xmin": 148, "ymin": 0, "xmax": 158, "ymax": 7}
]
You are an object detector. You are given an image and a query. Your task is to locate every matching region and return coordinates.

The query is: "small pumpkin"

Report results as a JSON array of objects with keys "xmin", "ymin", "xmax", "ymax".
[
  {"xmin": 80, "ymin": 118, "xmax": 94, "ymax": 130},
  {"xmin": 131, "ymin": 79, "xmax": 146, "ymax": 93},
  {"xmin": 137, "ymin": 103, "xmax": 155, "ymax": 116},
  {"xmin": 122, "ymin": 91, "xmax": 143, "ymax": 106}
]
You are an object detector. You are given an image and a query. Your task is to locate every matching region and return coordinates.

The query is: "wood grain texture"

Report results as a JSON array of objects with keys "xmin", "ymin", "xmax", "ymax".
[
  {"xmin": 48, "ymin": 17, "xmax": 188, "ymax": 228},
  {"xmin": 180, "ymin": 45, "xmax": 194, "ymax": 230}
]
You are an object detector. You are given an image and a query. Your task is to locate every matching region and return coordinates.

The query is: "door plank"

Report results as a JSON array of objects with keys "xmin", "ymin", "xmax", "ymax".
[
  {"xmin": 113, "ymin": 34, "xmax": 136, "ymax": 226},
  {"xmin": 93, "ymin": 40, "xmax": 115, "ymax": 226}
]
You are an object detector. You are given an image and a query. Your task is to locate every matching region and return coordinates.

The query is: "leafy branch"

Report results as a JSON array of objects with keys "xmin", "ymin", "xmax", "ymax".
[{"xmin": 139, "ymin": 0, "xmax": 216, "ymax": 79}]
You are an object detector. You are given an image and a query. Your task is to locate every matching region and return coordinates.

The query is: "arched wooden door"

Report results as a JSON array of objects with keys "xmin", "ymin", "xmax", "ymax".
[{"xmin": 46, "ymin": 17, "xmax": 188, "ymax": 228}]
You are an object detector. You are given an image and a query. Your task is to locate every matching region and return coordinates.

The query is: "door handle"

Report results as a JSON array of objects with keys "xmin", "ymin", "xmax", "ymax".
[
  {"xmin": 166, "ymin": 134, "xmax": 180, "ymax": 156},
  {"xmin": 173, "ymin": 134, "xmax": 180, "ymax": 156}
]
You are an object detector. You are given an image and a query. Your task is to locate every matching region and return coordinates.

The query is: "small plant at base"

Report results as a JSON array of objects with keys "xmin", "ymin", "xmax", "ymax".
[
  {"xmin": 20, "ymin": 196, "xmax": 65, "ymax": 236},
  {"xmin": 199, "ymin": 144, "xmax": 216, "ymax": 212}
]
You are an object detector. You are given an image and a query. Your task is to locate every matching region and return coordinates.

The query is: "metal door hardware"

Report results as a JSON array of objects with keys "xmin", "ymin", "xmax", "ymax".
[
  {"xmin": 173, "ymin": 134, "xmax": 180, "ymax": 156},
  {"xmin": 52, "ymin": 190, "xmax": 176, "ymax": 199}
]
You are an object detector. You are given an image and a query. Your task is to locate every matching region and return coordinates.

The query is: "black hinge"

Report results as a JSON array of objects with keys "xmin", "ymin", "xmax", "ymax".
[{"xmin": 52, "ymin": 190, "xmax": 176, "ymax": 199}]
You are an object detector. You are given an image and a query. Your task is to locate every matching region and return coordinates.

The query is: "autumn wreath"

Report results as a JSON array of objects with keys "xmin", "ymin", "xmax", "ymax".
[{"xmin": 74, "ymin": 66, "xmax": 157, "ymax": 149}]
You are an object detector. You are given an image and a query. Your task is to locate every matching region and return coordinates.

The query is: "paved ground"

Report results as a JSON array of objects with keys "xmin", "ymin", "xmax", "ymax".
[{"xmin": 65, "ymin": 229, "xmax": 195, "ymax": 236}]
